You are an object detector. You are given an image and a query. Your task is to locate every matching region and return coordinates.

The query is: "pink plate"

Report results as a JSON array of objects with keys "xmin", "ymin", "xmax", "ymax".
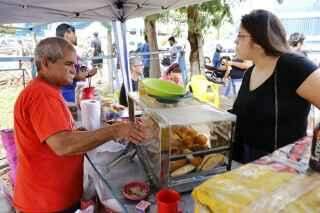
[{"xmin": 122, "ymin": 181, "xmax": 150, "ymax": 201}]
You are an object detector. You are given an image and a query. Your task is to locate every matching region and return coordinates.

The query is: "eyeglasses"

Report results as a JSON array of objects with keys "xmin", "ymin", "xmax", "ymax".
[{"xmin": 237, "ymin": 33, "xmax": 251, "ymax": 39}]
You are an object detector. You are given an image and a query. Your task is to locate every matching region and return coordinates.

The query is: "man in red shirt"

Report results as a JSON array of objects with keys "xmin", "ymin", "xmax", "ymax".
[{"xmin": 14, "ymin": 37, "xmax": 145, "ymax": 212}]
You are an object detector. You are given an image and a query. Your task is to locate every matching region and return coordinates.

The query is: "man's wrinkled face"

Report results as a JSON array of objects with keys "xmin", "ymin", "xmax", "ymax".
[
  {"xmin": 42, "ymin": 48, "xmax": 77, "ymax": 86},
  {"xmin": 132, "ymin": 62, "xmax": 144, "ymax": 76}
]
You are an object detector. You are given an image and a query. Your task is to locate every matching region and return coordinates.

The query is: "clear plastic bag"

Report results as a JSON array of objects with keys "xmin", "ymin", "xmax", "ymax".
[
  {"xmin": 83, "ymin": 144, "xmax": 127, "ymax": 212},
  {"xmin": 75, "ymin": 205, "xmax": 94, "ymax": 213},
  {"xmin": 193, "ymin": 164, "xmax": 320, "ymax": 213}
]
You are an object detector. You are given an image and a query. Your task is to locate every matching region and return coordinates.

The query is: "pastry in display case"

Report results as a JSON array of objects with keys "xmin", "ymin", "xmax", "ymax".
[{"xmin": 128, "ymin": 92, "xmax": 236, "ymax": 192}]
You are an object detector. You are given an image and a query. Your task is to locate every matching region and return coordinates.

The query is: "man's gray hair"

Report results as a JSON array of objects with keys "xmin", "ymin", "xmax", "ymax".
[
  {"xmin": 129, "ymin": 56, "xmax": 142, "ymax": 69},
  {"xmin": 34, "ymin": 37, "xmax": 75, "ymax": 70}
]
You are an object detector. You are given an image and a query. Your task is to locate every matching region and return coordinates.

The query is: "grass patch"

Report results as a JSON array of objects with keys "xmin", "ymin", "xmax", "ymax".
[{"xmin": 0, "ymin": 85, "xmax": 23, "ymax": 129}]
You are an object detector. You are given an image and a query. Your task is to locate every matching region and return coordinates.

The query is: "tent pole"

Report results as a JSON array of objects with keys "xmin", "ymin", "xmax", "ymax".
[{"xmin": 112, "ymin": 20, "xmax": 132, "ymax": 100}]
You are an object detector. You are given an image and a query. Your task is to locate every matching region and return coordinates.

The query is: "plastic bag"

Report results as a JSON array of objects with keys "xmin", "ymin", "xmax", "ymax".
[
  {"xmin": 0, "ymin": 129, "xmax": 17, "ymax": 185},
  {"xmin": 193, "ymin": 164, "xmax": 320, "ymax": 213},
  {"xmin": 83, "ymin": 144, "xmax": 126, "ymax": 212},
  {"xmin": 0, "ymin": 179, "xmax": 15, "ymax": 213},
  {"xmin": 75, "ymin": 205, "xmax": 94, "ymax": 213}
]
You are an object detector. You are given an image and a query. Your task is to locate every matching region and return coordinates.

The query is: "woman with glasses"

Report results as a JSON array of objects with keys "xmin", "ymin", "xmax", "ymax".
[{"xmin": 230, "ymin": 10, "xmax": 320, "ymax": 163}]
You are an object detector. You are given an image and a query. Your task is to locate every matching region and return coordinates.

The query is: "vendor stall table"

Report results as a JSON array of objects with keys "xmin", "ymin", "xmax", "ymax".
[{"xmin": 192, "ymin": 137, "xmax": 320, "ymax": 213}]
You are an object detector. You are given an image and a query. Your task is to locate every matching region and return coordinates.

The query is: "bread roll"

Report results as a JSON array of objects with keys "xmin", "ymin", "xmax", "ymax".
[
  {"xmin": 194, "ymin": 134, "xmax": 208, "ymax": 145},
  {"xmin": 190, "ymin": 157, "xmax": 203, "ymax": 167},
  {"xmin": 172, "ymin": 133, "xmax": 182, "ymax": 142},
  {"xmin": 198, "ymin": 154, "xmax": 225, "ymax": 171},
  {"xmin": 182, "ymin": 135, "xmax": 193, "ymax": 148},
  {"xmin": 171, "ymin": 164, "xmax": 195, "ymax": 177},
  {"xmin": 171, "ymin": 145, "xmax": 182, "ymax": 155},
  {"xmin": 185, "ymin": 127, "xmax": 198, "ymax": 138},
  {"xmin": 170, "ymin": 159, "xmax": 188, "ymax": 172}
]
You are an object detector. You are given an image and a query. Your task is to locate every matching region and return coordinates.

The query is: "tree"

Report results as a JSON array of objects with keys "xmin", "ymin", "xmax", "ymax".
[
  {"xmin": 200, "ymin": 1, "xmax": 232, "ymax": 39},
  {"xmin": 186, "ymin": 0, "xmax": 232, "ymax": 76},
  {"xmin": 144, "ymin": 14, "xmax": 161, "ymax": 78},
  {"xmin": 186, "ymin": 5, "xmax": 203, "ymax": 76}
]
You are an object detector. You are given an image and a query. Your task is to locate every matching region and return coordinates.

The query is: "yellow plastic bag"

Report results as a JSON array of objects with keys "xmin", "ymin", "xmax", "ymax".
[{"xmin": 193, "ymin": 164, "xmax": 320, "ymax": 213}]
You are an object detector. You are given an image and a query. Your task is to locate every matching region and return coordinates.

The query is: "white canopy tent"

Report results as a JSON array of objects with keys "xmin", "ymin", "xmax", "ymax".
[{"xmin": 0, "ymin": 0, "xmax": 210, "ymax": 94}]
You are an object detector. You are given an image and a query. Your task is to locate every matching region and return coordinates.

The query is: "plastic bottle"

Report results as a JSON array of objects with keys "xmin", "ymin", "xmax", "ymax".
[{"xmin": 309, "ymin": 123, "xmax": 320, "ymax": 172}]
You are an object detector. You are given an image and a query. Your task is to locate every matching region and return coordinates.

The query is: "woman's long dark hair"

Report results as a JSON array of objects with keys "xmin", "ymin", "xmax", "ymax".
[{"xmin": 241, "ymin": 10, "xmax": 290, "ymax": 56}]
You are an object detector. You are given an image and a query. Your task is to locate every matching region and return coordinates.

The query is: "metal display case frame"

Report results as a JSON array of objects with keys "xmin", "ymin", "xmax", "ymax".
[{"xmin": 128, "ymin": 92, "xmax": 236, "ymax": 192}]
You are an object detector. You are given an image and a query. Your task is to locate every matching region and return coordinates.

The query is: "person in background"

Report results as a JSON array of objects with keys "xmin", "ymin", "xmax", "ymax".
[
  {"xmin": 160, "ymin": 63, "xmax": 183, "ymax": 85},
  {"xmin": 168, "ymin": 36, "xmax": 187, "ymax": 84},
  {"xmin": 17, "ymin": 40, "xmax": 27, "ymax": 57},
  {"xmin": 231, "ymin": 10, "xmax": 320, "ymax": 163},
  {"xmin": 91, "ymin": 32, "xmax": 104, "ymax": 83},
  {"xmin": 13, "ymin": 37, "xmax": 146, "ymax": 212},
  {"xmin": 221, "ymin": 57, "xmax": 253, "ymax": 96},
  {"xmin": 288, "ymin": 32, "xmax": 307, "ymax": 57},
  {"xmin": 136, "ymin": 34, "xmax": 150, "ymax": 78},
  {"xmin": 119, "ymin": 57, "xmax": 144, "ymax": 107},
  {"xmin": 212, "ymin": 44, "xmax": 223, "ymax": 68},
  {"xmin": 17, "ymin": 40, "xmax": 32, "ymax": 80},
  {"xmin": 56, "ymin": 23, "xmax": 97, "ymax": 103}
]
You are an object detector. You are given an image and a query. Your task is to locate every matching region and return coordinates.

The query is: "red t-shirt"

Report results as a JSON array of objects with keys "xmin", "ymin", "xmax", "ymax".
[{"xmin": 14, "ymin": 77, "xmax": 83, "ymax": 212}]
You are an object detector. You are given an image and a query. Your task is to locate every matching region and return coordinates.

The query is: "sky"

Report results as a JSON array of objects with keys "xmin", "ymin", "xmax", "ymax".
[{"xmin": 246, "ymin": 0, "xmax": 320, "ymax": 16}]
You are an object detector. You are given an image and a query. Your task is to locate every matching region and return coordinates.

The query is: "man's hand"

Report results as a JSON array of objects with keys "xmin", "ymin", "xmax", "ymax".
[
  {"xmin": 75, "ymin": 70, "xmax": 88, "ymax": 81},
  {"xmin": 222, "ymin": 76, "xmax": 229, "ymax": 84},
  {"xmin": 74, "ymin": 67, "xmax": 97, "ymax": 81},
  {"xmin": 226, "ymin": 60, "xmax": 233, "ymax": 67},
  {"xmin": 115, "ymin": 120, "xmax": 146, "ymax": 144},
  {"xmin": 222, "ymin": 64, "xmax": 232, "ymax": 83},
  {"xmin": 87, "ymin": 67, "xmax": 97, "ymax": 77}
]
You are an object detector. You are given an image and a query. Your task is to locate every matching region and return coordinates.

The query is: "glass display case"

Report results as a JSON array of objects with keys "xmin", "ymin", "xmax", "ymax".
[{"xmin": 128, "ymin": 92, "xmax": 236, "ymax": 192}]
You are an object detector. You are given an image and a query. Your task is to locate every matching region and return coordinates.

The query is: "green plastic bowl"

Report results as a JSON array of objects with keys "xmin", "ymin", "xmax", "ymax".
[{"xmin": 142, "ymin": 78, "xmax": 186, "ymax": 97}]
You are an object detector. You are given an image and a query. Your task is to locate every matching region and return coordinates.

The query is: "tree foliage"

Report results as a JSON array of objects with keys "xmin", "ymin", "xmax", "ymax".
[
  {"xmin": 0, "ymin": 25, "xmax": 16, "ymax": 34},
  {"xmin": 158, "ymin": 0, "xmax": 232, "ymax": 36},
  {"xmin": 101, "ymin": 22, "xmax": 112, "ymax": 32},
  {"xmin": 199, "ymin": 0, "xmax": 232, "ymax": 32},
  {"xmin": 186, "ymin": 0, "xmax": 232, "ymax": 75}
]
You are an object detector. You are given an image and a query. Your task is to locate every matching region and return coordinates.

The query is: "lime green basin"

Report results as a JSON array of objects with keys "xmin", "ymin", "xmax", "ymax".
[{"xmin": 142, "ymin": 78, "xmax": 186, "ymax": 97}]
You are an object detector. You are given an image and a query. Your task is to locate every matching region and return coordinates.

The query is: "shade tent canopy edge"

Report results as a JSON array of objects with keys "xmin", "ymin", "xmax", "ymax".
[{"xmin": 0, "ymin": 0, "xmax": 210, "ymax": 24}]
